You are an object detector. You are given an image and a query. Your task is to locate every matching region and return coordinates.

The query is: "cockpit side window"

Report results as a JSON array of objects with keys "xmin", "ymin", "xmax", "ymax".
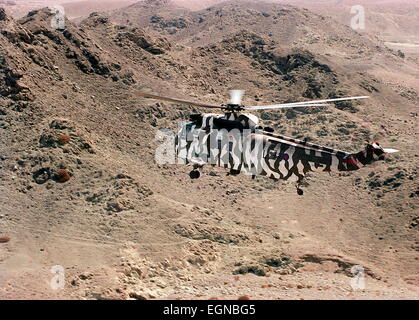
[{"xmin": 263, "ymin": 141, "xmax": 277, "ymax": 159}]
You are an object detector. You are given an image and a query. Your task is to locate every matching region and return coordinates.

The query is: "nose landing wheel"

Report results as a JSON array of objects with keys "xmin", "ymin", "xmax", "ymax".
[
  {"xmin": 296, "ymin": 179, "xmax": 304, "ymax": 196},
  {"xmin": 189, "ymin": 170, "xmax": 201, "ymax": 180}
]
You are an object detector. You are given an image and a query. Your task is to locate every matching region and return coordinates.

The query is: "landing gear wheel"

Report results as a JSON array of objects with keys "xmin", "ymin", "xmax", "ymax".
[
  {"xmin": 189, "ymin": 170, "xmax": 201, "ymax": 180},
  {"xmin": 295, "ymin": 177, "xmax": 305, "ymax": 196}
]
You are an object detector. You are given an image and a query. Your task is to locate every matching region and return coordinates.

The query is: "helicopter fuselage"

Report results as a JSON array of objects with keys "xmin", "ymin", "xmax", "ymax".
[{"xmin": 173, "ymin": 112, "xmax": 384, "ymax": 183}]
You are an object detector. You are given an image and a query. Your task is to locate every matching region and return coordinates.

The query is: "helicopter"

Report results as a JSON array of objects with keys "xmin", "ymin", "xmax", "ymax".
[{"xmin": 134, "ymin": 90, "xmax": 399, "ymax": 195}]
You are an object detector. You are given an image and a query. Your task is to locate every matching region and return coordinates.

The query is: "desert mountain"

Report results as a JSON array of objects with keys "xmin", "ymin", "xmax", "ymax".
[
  {"xmin": 0, "ymin": 0, "xmax": 138, "ymax": 20},
  {"xmin": 111, "ymin": 0, "xmax": 419, "ymax": 101},
  {"xmin": 279, "ymin": 0, "xmax": 419, "ymax": 39},
  {"xmin": 0, "ymin": 1, "xmax": 417, "ymax": 299},
  {"xmin": 3, "ymin": 0, "xmax": 418, "ymax": 57}
]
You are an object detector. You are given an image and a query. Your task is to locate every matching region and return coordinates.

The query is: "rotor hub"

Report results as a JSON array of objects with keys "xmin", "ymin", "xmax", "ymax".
[{"xmin": 224, "ymin": 104, "xmax": 245, "ymax": 112}]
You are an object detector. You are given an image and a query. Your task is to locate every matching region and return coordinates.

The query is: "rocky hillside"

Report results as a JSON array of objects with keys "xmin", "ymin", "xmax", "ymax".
[
  {"xmin": 280, "ymin": 0, "xmax": 419, "ymax": 40},
  {"xmin": 0, "ymin": 3, "xmax": 417, "ymax": 299},
  {"xmin": 111, "ymin": 0, "xmax": 419, "ymax": 105}
]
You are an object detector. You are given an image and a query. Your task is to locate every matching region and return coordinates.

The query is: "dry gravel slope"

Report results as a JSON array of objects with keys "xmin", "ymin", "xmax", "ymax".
[{"xmin": 0, "ymin": 2, "xmax": 417, "ymax": 300}]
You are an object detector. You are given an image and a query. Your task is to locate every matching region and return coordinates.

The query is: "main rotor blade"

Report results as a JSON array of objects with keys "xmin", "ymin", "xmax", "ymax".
[
  {"xmin": 247, "ymin": 96, "xmax": 369, "ymax": 109},
  {"xmin": 245, "ymin": 103, "xmax": 331, "ymax": 110},
  {"xmin": 132, "ymin": 91, "xmax": 225, "ymax": 109},
  {"xmin": 230, "ymin": 90, "xmax": 245, "ymax": 105}
]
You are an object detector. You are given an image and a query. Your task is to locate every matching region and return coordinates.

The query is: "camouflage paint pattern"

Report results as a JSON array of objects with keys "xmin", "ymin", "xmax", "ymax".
[{"xmin": 175, "ymin": 113, "xmax": 386, "ymax": 182}]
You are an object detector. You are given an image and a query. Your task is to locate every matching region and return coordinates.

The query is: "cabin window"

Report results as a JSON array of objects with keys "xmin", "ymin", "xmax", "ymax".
[
  {"xmin": 263, "ymin": 147, "xmax": 277, "ymax": 159},
  {"xmin": 263, "ymin": 142, "xmax": 281, "ymax": 159}
]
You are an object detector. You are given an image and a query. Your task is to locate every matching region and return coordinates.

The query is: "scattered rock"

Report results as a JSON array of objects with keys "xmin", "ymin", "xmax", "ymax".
[
  {"xmin": 0, "ymin": 8, "xmax": 7, "ymax": 21},
  {"xmin": 33, "ymin": 167, "xmax": 51, "ymax": 184},
  {"xmin": 233, "ymin": 265, "xmax": 266, "ymax": 277},
  {"xmin": 0, "ymin": 236, "xmax": 10, "ymax": 243},
  {"xmin": 54, "ymin": 168, "xmax": 71, "ymax": 183},
  {"xmin": 129, "ymin": 292, "xmax": 148, "ymax": 300}
]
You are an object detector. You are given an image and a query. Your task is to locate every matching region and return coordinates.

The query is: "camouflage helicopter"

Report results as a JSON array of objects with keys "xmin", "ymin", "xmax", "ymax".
[{"xmin": 134, "ymin": 90, "xmax": 399, "ymax": 195}]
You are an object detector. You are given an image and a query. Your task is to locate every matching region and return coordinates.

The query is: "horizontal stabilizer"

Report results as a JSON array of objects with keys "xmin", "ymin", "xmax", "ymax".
[{"xmin": 383, "ymin": 148, "xmax": 399, "ymax": 153}]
